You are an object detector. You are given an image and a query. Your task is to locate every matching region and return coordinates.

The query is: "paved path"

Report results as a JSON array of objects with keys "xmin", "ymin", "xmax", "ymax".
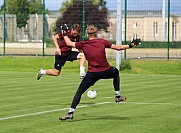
[{"xmin": 1, "ymin": 48, "xmax": 181, "ymax": 59}]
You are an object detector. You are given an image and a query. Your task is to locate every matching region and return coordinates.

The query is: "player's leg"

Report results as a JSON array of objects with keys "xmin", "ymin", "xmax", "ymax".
[
  {"xmin": 36, "ymin": 68, "xmax": 61, "ymax": 80},
  {"xmin": 113, "ymin": 73, "xmax": 126, "ymax": 102},
  {"xmin": 60, "ymin": 72, "xmax": 98, "ymax": 121},
  {"xmin": 98, "ymin": 67, "xmax": 126, "ymax": 103},
  {"xmin": 36, "ymin": 55, "xmax": 64, "ymax": 80},
  {"xmin": 111, "ymin": 67, "xmax": 127, "ymax": 102},
  {"xmin": 77, "ymin": 52, "xmax": 86, "ymax": 79},
  {"xmin": 44, "ymin": 69, "xmax": 61, "ymax": 76},
  {"xmin": 67, "ymin": 51, "xmax": 86, "ymax": 79}
]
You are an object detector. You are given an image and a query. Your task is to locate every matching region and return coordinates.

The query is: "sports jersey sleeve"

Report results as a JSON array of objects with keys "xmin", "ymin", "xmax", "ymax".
[
  {"xmin": 58, "ymin": 33, "xmax": 64, "ymax": 39},
  {"xmin": 103, "ymin": 39, "xmax": 112, "ymax": 48},
  {"xmin": 75, "ymin": 42, "xmax": 82, "ymax": 49}
]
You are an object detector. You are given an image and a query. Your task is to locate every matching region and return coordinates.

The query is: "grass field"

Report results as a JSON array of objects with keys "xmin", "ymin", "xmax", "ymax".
[{"xmin": 0, "ymin": 57, "xmax": 181, "ymax": 133}]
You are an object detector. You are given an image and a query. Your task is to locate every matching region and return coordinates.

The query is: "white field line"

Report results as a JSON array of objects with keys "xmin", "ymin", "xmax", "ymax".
[
  {"xmin": 0, "ymin": 101, "xmax": 180, "ymax": 121},
  {"xmin": 0, "ymin": 102, "xmax": 111, "ymax": 121}
]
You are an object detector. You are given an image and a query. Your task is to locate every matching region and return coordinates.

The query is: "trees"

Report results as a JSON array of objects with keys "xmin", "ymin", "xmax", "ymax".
[
  {"xmin": 10, "ymin": 0, "xmax": 30, "ymax": 28},
  {"xmin": 29, "ymin": 0, "xmax": 42, "ymax": 14},
  {"xmin": 54, "ymin": 0, "xmax": 109, "ymax": 34},
  {"xmin": 1, "ymin": 0, "xmax": 49, "ymax": 28}
]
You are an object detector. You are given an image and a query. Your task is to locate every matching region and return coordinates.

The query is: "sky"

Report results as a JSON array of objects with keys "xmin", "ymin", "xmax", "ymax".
[{"xmin": 0, "ymin": 0, "xmax": 180, "ymax": 14}]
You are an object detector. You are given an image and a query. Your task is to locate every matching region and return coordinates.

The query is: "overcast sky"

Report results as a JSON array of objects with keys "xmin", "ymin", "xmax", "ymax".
[{"xmin": 0, "ymin": 0, "xmax": 180, "ymax": 14}]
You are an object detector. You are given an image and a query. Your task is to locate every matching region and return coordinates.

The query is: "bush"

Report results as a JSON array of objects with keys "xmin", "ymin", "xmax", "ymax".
[{"xmin": 119, "ymin": 60, "xmax": 131, "ymax": 71}]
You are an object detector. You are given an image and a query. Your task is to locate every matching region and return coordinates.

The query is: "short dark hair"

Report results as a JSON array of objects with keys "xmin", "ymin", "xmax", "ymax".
[{"xmin": 72, "ymin": 24, "xmax": 81, "ymax": 33}]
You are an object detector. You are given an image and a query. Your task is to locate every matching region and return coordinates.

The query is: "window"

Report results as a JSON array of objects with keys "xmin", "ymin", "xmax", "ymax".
[
  {"xmin": 0, "ymin": 19, "xmax": 2, "ymax": 29},
  {"xmin": 172, "ymin": 22, "xmax": 176, "ymax": 40},
  {"xmin": 109, "ymin": 22, "xmax": 112, "ymax": 28},
  {"xmin": 153, "ymin": 22, "xmax": 158, "ymax": 39},
  {"xmin": 133, "ymin": 22, "xmax": 138, "ymax": 28},
  {"xmin": 165, "ymin": 22, "xmax": 167, "ymax": 38},
  {"xmin": 33, "ymin": 22, "xmax": 37, "ymax": 30},
  {"xmin": 133, "ymin": 34, "xmax": 137, "ymax": 38}
]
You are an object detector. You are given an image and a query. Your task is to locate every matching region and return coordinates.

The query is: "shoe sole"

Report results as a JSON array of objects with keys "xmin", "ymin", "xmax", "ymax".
[
  {"xmin": 36, "ymin": 73, "xmax": 42, "ymax": 80},
  {"xmin": 115, "ymin": 97, "xmax": 127, "ymax": 103},
  {"xmin": 59, "ymin": 116, "xmax": 73, "ymax": 121},
  {"xmin": 36, "ymin": 69, "xmax": 42, "ymax": 80}
]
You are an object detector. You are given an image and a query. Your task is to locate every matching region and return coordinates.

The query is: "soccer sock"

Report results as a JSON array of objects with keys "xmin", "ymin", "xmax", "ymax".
[
  {"xmin": 68, "ymin": 108, "xmax": 75, "ymax": 114},
  {"xmin": 40, "ymin": 70, "xmax": 46, "ymax": 75},
  {"xmin": 80, "ymin": 66, "xmax": 85, "ymax": 74},
  {"xmin": 115, "ymin": 91, "xmax": 120, "ymax": 97}
]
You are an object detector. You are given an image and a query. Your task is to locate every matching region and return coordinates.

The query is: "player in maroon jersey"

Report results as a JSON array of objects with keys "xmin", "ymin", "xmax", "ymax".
[
  {"xmin": 36, "ymin": 24, "xmax": 86, "ymax": 80},
  {"xmin": 59, "ymin": 25, "xmax": 141, "ymax": 121}
]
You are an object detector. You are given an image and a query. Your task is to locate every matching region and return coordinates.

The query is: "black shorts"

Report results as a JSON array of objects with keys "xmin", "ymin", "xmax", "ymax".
[
  {"xmin": 80, "ymin": 67, "xmax": 119, "ymax": 87},
  {"xmin": 54, "ymin": 51, "xmax": 79, "ymax": 70}
]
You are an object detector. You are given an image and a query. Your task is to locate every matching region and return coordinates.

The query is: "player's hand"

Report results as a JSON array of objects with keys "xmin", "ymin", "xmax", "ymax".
[
  {"xmin": 129, "ymin": 38, "xmax": 141, "ymax": 48},
  {"xmin": 61, "ymin": 24, "xmax": 69, "ymax": 36},
  {"xmin": 55, "ymin": 48, "xmax": 61, "ymax": 55}
]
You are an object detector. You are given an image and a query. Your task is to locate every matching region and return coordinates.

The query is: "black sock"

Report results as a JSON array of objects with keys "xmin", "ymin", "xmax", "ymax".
[{"xmin": 68, "ymin": 112, "xmax": 74, "ymax": 114}]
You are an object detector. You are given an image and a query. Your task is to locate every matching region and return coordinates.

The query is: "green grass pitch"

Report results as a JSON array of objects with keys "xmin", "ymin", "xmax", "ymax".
[{"xmin": 0, "ymin": 70, "xmax": 180, "ymax": 133}]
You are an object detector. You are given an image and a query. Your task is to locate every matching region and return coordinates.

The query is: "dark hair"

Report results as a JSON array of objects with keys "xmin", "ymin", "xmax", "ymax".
[{"xmin": 72, "ymin": 24, "xmax": 81, "ymax": 33}]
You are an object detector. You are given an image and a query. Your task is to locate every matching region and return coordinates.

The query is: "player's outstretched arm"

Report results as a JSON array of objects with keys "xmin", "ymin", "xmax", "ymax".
[
  {"xmin": 64, "ymin": 36, "xmax": 76, "ymax": 47},
  {"xmin": 111, "ymin": 44, "xmax": 130, "ymax": 51},
  {"xmin": 111, "ymin": 38, "xmax": 141, "ymax": 51}
]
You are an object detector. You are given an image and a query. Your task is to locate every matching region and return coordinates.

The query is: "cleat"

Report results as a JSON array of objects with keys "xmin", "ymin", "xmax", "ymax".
[
  {"xmin": 36, "ymin": 68, "xmax": 43, "ymax": 80},
  {"xmin": 80, "ymin": 73, "xmax": 86, "ymax": 79},
  {"xmin": 115, "ymin": 96, "xmax": 127, "ymax": 103},
  {"xmin": 59, "ymin": 113, "xmax": 73, "ymax": 121}
]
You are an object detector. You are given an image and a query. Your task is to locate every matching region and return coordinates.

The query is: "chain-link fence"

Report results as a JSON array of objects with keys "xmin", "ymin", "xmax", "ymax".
[{"xmin": 0, "ymin": 0, "xmax": 180, "ymax": 59}]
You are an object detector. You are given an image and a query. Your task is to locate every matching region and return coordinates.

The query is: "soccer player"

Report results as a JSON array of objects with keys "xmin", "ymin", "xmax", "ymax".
[
  {"xmin": 60, "ymin": 25, "xmax": 141, "ymax": 121},
  {"xmin": 36, "ymin": 24, "xmax": 86, "ymax": 80}
]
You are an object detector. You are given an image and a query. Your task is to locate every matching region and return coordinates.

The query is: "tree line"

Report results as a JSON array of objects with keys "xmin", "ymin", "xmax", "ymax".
[{"xmin": 0, "ymin": 0, "xmax": 109, "ymax": 34}]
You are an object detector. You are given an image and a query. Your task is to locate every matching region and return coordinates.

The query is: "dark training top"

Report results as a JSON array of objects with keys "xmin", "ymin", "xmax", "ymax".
[
  {"xmin": 75, "ymin": 38, "xmax": 112, "ymax": 72},
  {"xmin": 58, "ymin": 32, "xmax": 80, "ymax": 56}
]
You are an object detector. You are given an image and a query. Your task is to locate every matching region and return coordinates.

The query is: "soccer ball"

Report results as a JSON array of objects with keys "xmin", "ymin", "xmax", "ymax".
[{"xmin": 87, "ymin": 90, "xmax": 97, "ymax": 99}]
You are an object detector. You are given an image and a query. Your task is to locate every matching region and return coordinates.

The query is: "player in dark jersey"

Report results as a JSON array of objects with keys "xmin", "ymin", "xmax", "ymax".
[
  {"xmin": 59, "ymin": 25, "xmax": 141, "ymax": 121},
  {"xmin": 36, "ymin": 24, "xmax": 86, "ymax": 80}
]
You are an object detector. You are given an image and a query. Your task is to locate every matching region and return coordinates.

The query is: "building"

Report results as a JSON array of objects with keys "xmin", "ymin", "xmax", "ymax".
[
  {"xmin": 108, "ymin": 10, "xmax": 181, "ymax": 42},
  {"xmin": 0, "ymin": 10, "xmax": 180, "ymax": 42}
]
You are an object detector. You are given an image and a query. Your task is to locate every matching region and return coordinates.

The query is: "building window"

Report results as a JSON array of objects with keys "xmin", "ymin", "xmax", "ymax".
[
  {"xmin": 33, "ymin": 22, "xmax": 38, "ymax": 40},
  {"xmin": 33, "ymin": 22, "xmax": 37, "ymax": 30},
  {"xmin": 133, "ymin": 22, "xmax": 138, "ymax": 28},
  {"xmin": 165, "ymin": 22, "xmax": 167, "ymax": 38},
  {"xmin": 172, "ymin": 22, "xmax": 176, "ymax": 40},
  {"xmin": 153, "ymin": 22, "xmax": 158, "ymax": 39},
  {"xmin": 0, "ymin": 20, "xmax": 2, "ymax": 29},
  {"xmin": 133, "ymin": 34, "xmax": 137, "ymax": 38}
]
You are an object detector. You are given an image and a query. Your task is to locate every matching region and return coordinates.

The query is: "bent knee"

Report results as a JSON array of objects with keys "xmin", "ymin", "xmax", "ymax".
[{"xmin": 77, "ymin": 52, "xmax": 85, "ymax": 59}]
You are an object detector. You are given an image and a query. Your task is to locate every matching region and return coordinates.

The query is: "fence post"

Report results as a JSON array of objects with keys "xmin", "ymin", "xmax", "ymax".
[
  {"xmin": 167, "ymin": 0, "xmax": 170, "ymax": 60},
  {"xmin": 42, "ymin": 0, "xmax": 45, "ymax": 57},
  {"xmin": 116, "ymin": 0, "xmax": 122, "ymax": 69},
  {"xmin": 3, "ymin": 0, "xmax": 6, "ymax": 56},
  {"xmin": 82, "ymin": 0, "xmax": 86, "ymax": 41},
  {"xmin": 124, "ymin": 0, "xmax": 127, "ymax": 60}
]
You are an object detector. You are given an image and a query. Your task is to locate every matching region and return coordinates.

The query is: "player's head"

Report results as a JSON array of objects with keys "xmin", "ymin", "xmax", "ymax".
[
  {"xmin": 86, "ymin": 25, "xmax": 97, "ymax": 38},
  {"xmin": 71, "ymin": 24, "xmax": 81, "ymax": 37}
]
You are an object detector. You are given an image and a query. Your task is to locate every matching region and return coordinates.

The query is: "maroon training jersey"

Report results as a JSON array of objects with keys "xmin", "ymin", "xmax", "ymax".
[
  {"xmin": 58, "ymin": 32, "xmax": 80, "ymax": 56},
  {"xmin": 75, "ymin": 38, "xmax": 112, "ymax": 72}
]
